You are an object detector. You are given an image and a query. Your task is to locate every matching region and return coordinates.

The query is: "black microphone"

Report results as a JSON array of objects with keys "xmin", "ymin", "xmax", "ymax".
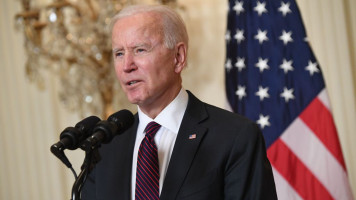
[
  {"xmin": 81, "ymin": 109, "xmax": 134, "ymax": 151},
  {"xmin": 51, "ymin": 116, "xmax": 101, "ymax": 167}
]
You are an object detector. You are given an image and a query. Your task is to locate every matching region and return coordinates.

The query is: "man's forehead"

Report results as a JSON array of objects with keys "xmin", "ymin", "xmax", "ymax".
[{"xmin": 112, "ymin": 13, "xmax": 164, "ymax": 45}]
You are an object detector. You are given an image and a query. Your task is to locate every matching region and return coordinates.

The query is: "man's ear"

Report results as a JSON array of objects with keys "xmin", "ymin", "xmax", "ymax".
[{"xmin": 174, "ymin": 42, "xmax": 187, "ymax": 73}]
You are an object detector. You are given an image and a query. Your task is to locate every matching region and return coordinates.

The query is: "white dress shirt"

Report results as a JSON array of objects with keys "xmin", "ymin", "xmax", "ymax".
[{"xmin": 131, "ymin": 88, "xmax": 189, "ymax": 199}]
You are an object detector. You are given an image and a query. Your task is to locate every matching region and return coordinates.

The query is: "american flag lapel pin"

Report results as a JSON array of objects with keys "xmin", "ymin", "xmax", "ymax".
[{"xmin": 189, "ymin": 134, "xmax": 196, "ymax": 140}]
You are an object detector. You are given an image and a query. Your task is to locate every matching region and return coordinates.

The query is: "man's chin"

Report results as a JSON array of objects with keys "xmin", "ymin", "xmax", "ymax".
[{"xmin": 126, "ymin": 95, "xmax": 143, "ymax": 105}]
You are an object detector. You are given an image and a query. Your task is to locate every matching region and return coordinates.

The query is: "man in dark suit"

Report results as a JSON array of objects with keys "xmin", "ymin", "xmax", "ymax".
[{"xmin": 82, "ymin": 4, "xmax": 277, "ymax": 200}]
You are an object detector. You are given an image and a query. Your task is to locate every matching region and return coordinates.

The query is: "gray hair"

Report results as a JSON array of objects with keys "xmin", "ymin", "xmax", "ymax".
[{"xmin": 110, "ymin": 4, "xmax": 189, "ymax": 50}]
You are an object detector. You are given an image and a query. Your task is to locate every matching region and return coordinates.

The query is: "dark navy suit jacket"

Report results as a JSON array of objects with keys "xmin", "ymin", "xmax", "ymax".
[{"xmin": 82, "ymin": 91, "xmax": 277, "ymax": 200}]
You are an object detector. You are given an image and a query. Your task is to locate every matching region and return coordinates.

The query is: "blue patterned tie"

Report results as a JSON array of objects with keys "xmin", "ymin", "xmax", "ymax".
[{"xmin": 135, "ymin": 122, "xmax": 161, "ymax": 200}]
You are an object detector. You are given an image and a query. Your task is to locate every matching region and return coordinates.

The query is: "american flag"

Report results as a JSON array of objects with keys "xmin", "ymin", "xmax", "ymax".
[
  {"xmin": 189, "ymin": 134, "xmax": 197, "ymax": 140},
  {"xmin": 225, "ymin": 0, "xmax": 354, "ymax": 199}
]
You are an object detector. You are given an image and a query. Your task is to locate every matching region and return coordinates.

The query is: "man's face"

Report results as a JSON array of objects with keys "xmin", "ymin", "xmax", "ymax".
[{"xmin": 112, "ymin": 12, "xmax": 182, "ymax": 112}]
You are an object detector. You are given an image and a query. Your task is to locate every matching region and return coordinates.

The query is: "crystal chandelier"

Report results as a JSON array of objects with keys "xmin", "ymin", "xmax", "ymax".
[{"xmin": 15, "ymin": 0, "xmax": 179, "ymax": 118}]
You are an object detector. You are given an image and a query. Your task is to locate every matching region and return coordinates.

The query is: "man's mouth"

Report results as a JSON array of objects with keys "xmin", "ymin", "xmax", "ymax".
[{"xmin": 128, "ymin": 80, "xmax": 139, "ymax": 86}]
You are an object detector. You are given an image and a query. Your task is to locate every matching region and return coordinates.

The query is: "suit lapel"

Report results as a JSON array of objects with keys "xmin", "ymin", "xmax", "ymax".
[{"xmin": 160, "ymin": 91, "xmax": 209, "ymax": 200}]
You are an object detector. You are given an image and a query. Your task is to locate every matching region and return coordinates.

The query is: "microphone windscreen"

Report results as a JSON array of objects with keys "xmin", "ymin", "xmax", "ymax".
[
  {"xmin": 75, "ymin": 116, "xmax": 101, "ymax": 131},
  {"xmin": 108, "ymin": 109, "xmax": 134, "ymax": 134},
  {"xmin": 59, "ymin": 115, "xmax": 101, "ymax": 149}
]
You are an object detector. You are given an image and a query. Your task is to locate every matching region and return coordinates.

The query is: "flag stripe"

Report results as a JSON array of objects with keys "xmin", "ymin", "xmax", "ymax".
[
  {"xmin": 272, "ymin": 167, "xmax": 303, "ymax": 200},
  {"xmin": 267, "ymin": 139, "xmax": 333, "ymax": 200},
  {"xmin": 281, "ymin": 117, "xmax": 353, "ymax": 199},
  {"xmin": 299, "ymin": 96, "xmax": 346, "ymax": 169}
]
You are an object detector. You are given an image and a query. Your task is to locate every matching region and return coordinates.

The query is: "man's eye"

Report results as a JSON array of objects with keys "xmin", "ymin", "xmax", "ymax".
[
  {"xmin": 115, "ymin": 52, "xmax": 124, "ymax": 57},
  {"xmin": 136, "ymin": 48, "xmax": 146, "ymax": 53}
]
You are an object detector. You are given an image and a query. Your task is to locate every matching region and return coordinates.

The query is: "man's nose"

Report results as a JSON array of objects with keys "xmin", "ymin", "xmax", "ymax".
[{"xmin": 123, "ymin": 53, "xmax": 137, "ymax": 73}]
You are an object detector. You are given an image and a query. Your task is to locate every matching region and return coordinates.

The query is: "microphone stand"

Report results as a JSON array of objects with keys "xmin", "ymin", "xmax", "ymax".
[{"xmin": 71, "ymin": 145, "xmax": 101, "ymax": 200}]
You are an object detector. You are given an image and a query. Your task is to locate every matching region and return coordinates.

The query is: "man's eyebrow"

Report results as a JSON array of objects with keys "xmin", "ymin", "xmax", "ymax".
[
  {"xmin": 112, "ymin": 48, "xmax": 123, "ymax": 53},
  {"xmin": 134, "ymin": 43, "xmax": 151, "ymax": 48},
  {"xmin": 112, "ymin": 43, "xmax": 153, "ymax": 53}
]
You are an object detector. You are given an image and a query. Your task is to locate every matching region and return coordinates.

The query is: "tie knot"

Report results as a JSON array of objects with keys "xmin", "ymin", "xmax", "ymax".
[{"xmin": 144, "ymin": 121, "xmax": 161, "ymax": 139}]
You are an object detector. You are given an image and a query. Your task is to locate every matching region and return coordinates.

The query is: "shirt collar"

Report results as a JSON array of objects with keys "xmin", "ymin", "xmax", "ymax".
[{"xmin": 137, "ymin": 88, "xmax": 189, "ymax": 134}]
